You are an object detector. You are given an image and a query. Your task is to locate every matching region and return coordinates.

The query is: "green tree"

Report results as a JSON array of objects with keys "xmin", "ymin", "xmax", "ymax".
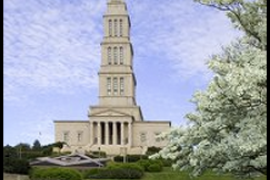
[
  {"xmin": 32, "ymin": 139, "xmax": 41, "ymax": 150},
  {"xmin": 4, "ymin": 145, "xmax": 17, "ymax": 172},
  {"xmin": 15, "ymin": 143, "xmax": 31, "ymax": 151},
  {"xmin": 4, "ymin": 145, "xmax": 30, "ymax": 174},
  {"xmin": 151, "ymin": 0, "xmax": 266, "ymax": 178},
  {"xmin": 4, "ymin": 145, "xmax": 16, "ymax": 158},
  {"xmin": 14, "ymin": 143, "xmax": 31, "ymax": 159}
]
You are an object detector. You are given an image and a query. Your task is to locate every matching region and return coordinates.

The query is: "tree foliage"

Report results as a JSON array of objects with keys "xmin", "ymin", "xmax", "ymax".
[
  {"xmin": 3, "ymin": 141, "xmax": 67, "ymax": 174},
  {"xmin": 32, "ymin": 140, "xmax": 41, "ymax": 150},
  {"xmin": 3, "ymin": 145, "xmax": 30, "ymax": 174},
  {"xmin": 15, "ymin": 143, "xmax": 31, "ymax": 152},
  {"xmin": 151, "ymin": 0, "xmax": 266, "ymax": 178}
]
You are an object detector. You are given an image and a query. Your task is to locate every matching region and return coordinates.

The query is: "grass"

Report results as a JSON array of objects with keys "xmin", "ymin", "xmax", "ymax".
[
  {"xmin": 141, "ymin": 168, "xmax": 266, "ymax": 180},
  {"xmin": 4, "ymin": 168, "xmax": 267, "ymax": 180},
  {"xmin": 88, "ymin": 168, "xmax": 267, "ymax": 180}
]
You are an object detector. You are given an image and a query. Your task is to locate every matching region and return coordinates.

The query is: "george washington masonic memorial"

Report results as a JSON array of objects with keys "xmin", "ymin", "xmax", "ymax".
[{"xmin": 54, "ymin": 0, "xmax": 171, "ymax": 156}]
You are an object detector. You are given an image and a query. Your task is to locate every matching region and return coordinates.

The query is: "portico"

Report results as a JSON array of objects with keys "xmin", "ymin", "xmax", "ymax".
[{"xmin": 89, "ymin": 121, "xmax": 132, "ymax": 146}]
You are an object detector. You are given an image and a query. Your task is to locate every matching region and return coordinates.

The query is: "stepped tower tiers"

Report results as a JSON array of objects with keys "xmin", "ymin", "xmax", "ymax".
[
  {"xmin": 89, "ymin": 0, "xmax": 143, "ymax": 121},
  {"xmin": 54, "ymin": 0, "xmax": 171, "ymax": 156}
]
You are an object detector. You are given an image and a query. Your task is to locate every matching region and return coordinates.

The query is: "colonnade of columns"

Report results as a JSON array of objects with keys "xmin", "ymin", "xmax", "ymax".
[{"xmin": 90, "ymin": 121, "xmax": 132, "ymax": 146}]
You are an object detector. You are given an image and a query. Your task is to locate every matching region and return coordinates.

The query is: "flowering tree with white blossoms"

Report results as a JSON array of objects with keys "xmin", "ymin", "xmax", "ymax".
[{"xmin": 151, "ymin": 0, "xmax": 266, "ymax": 178}]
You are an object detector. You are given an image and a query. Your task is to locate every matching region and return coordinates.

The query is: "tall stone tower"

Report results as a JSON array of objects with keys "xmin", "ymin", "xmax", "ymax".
[
  {"xmin": 54, "ymin": 0, "xmax": 171, "ymax": 156},
  {"xmin": 95, "ymin": 0, "xmax": 142, "ymax": 117},
  {"xmin": 87, "ymin": 0, "xmax": 143, "ymax": 154}
]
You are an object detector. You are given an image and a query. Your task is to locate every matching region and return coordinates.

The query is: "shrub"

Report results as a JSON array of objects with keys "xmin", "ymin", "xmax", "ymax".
[
  {"xmin": 114, "ymin": 155, "xmax": 124, "ymax": 162},
  {"xmin": 85, "ymin": 163, "xmax": 144, "ymax": 179},
  {"xmin": 12, "ymin": 159, "xmax": 31, "ymax": 174},
  {"xmin": 108, "ymin": 162, "xmax": 143, "ymax": 171},
  {"xmin": 30, "ymin": 167, "xmax": 82, "ymax": 180},
  {"xmin": 161, "ymin": 158, "xmax": 173, "ymax": 167},
  {"xmin": 137, "ymin": 159, "xmax": 163, "ymax": 172},
  {"xmin": 127, "ymin": 155, "xmax": 148, "ymax": 162},
  {"xmin": 147, "ymin": 163, "xmax": 162, "ymax": 172},
  {"xmin": 110, "ymin": 167, "xmax": 143, "ymax": 179},
  {"xmin": 114, "ymin": 154, "xmax": 148, "ymax": 163},
  {"xmin": 152, "ymin": 159, "xmax": 163, "ymax": 167},
  {"xmin": 41, "ymin": 147, "xmax": 53, "ymax": 156},
  {"xmin": 81, "ymin": 168, "xmax": 102, "ymax": 179},
  {"xmin": 90, "ymin": 151, "xmax": 107, "ymax": 158},
  {"xmin": 22, "ymin": 151, "xmax": 43, "ymax": 160},
  {"xmin": 4, "ymin": 158, "xmax": 30, "ymax": 175},
  {"xmin": 145, "ymin": 146, "xmax": 161, "ymax": 156},
  {"xmin": 53, "ymin": 141, "xmax": 66, "ymax": 149},
  {"xmin": 137, "ymin": 159, "xmax": 150, "ymax": 171},
  {"xmin": 50, "ymin": 151, "xmax": 72, "ymax": 157}
]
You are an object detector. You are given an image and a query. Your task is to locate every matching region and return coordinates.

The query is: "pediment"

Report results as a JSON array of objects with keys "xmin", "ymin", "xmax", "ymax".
[{"xmin": 90, "ymin": 109, "xmax": 132, "ymax": 117}]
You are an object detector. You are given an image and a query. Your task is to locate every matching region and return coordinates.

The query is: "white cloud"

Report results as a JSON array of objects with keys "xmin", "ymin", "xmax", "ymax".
[
  {"xmin": 4, "ymin": 0, "xmax": 243, "ymax": 145},
  {"xmin": 4, "ymin": 0, "xmax": 105, "ymax": 102},
  {"xmin": 4, "ymin": 0, "xmax": 242, "ymax": 102},
  {"xmin": 128, "ymin": 0, "xmax": 242, "ymax": 82}
]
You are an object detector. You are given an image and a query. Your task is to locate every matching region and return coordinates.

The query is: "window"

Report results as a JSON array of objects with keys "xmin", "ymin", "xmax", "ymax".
[
  {"xmin": 113, "ymin": 47, "xmax": 118, "ymax": 65},
  {"xmin": 120, "ymin": 77, "xmax": 124, "ymax": 95},
  {"xmin": 108, "ymin": 47, "xmax": 111, "ymax": 65},
  {"xmin": 113, "ymin": 77, "xmax": 118, "ymax": 95},
  {"xmin": 77, "ymin": 132, "xmax": 83, "ymax": 142},
  {"xmin": 114, "ymin": 19, "xmax": 118, "ymax": 36},
  {"xmin": 107, "ymin": 77, "xmax": 111, "ymax": 95},
  {"xmin": 63, "ymin": 131, "xmax": 69, "ymax": 143},
  {"xmin": 155, "ymin": 132, "xmax": 161, "ymax": 142},
  {"xmin": 119, "ymin": 19, "xmax": 123, "ymax": 36},
  {"xmin": 119, "ymin": 47, "xmax": 123, "ymax": 65},
  {"xmin": 108, "ymin": 20, "xmax": 112, "ymax": 36},
  {"xmin": 140, "ymin": 132, "xmax": 146, "ymax": 143}
]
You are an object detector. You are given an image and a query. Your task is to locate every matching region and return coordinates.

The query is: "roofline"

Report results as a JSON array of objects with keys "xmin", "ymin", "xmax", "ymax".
[
  {"xmin": 54, "ymin": 120, "xmax": 89, "ymax": 123},
  {"xmin": 135, "ymin": 121, "xmax": 171, "ymax": 125}
]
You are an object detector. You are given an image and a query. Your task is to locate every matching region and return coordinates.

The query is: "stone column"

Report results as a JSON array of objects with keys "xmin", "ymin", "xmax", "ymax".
[
  {"xmin": 121, "ymin": 122, "xmax": 124, "ymax": 145},
  {"xmin": 89, "ymin": 122, "xmax": 93, "ymax": 145},
  {"xmin": 128, "ymin": 122, "xmax": 132, "ymax": 146},
  {"xmin": 105, "ymin": 122, "xmax": 109, "ymax": 145},
  {"xmin": 113, "ymin": 122, "xmax": 117, "ymax": 145},
  {"xmin": 97, "ymin": 121, "xmax": 101, "ymax": 145}
]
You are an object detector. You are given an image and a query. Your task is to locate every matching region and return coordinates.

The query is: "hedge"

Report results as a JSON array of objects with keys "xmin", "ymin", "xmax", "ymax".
[
  {"xmin": 86, "ymin": 151, "xmax": 107, "ymax": 158},
  {"xmin": 145, "ymin": 146, "xmax": 162, "ymax": 156},
  {"xmin": 147, "ymin": 163, "xmax": 163, "ymax": 172},
  {"xmin": 4, "ymin": 158, "xmax": 30, "ymax": 175},
  {"xmin": 83, "ymin": 163, "xmax": 144, "ymax": 179},
  {"xmin": 137, "ymin": 159, "xmax": 163, "ymax": 172},
  {"xmin": 30, "ymin": 167, "xmax": 82, "ymax": 180},
  {"xmin": 114, "ymin": 154, "xmax": 148, "ymax": 162}
]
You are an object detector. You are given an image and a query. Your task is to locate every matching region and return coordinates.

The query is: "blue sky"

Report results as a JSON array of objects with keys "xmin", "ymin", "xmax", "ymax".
[{"xmin": 4, "ymin": 0, "xmax": 241, "ymax": 146}]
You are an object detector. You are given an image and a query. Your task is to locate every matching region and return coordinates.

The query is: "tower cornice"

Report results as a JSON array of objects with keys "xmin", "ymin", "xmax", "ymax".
[{"xmin": 107, "ymin": 0, "xmax": 125, "ymax": 3}]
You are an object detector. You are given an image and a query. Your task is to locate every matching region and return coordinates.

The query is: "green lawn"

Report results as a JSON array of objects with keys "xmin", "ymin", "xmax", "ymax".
[
  {"xmin": 4, "ymin": 168, "xmax": 267, "ymax": 180},
  {"xmin": 88, "ymin": 168, "xmax": 266, "ymax": 180},
  {"xmin": 141, "ymin": 168, "xmax": 266, "ymax": 180}
]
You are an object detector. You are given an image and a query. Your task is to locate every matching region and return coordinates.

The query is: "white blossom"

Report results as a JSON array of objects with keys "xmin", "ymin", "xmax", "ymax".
[{"xmin": 150, "ymin": 0, "xmax": 266, "ymax": 178}]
